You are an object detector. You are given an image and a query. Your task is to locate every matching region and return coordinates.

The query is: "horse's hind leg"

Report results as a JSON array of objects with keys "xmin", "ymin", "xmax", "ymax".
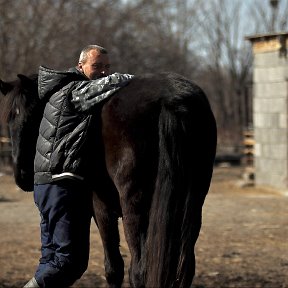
[
  {"xmin": 104, "ymin": 152, "xmax": 145, "ymax": 287},
  {"xmin": 92, "ymin": 183, "xmax": 124, "ymax": 288},
  {"xmin": 104, "ymin": 149, "xmax": 155, "ymax": 288},
  {"xmin": 114, "ymin": 164, "xmax": 151, "ymax": 288},
  {"xmin": 118, "ymin": 185, "xmax": 146, "ymax": 288}
]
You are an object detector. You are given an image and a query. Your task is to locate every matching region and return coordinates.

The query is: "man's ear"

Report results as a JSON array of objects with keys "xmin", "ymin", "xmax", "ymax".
[
  {"xmin": 0, "ymin": 79, "xmax": 13, "ymax": 95},
  {"xmin": 78, "ymin": 63, "xmax": 83, "ymax": 72}
]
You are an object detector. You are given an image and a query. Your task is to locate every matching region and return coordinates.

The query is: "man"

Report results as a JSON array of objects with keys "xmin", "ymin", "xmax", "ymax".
[
  {"xmin": 24, "ymin": 45, "xmax": 133, "ymax": 288},
  {"xmin": 77, "ymin": 45, "xmax": 110, "ymax": 79}
]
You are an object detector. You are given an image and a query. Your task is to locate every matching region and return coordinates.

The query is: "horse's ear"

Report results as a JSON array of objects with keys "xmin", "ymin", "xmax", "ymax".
[
  {"xmin": 0, "ymin": 79, "xmax": 13, "ymax": 95},
  {"xmin": 17, "ymin": 74, "xmax": 34, "ymax": 87}
]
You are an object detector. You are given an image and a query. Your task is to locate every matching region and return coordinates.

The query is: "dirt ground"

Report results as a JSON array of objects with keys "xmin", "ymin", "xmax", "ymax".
[{"xmin": 0, "ymin": 166, "xmax": 287, "ymax": 288}]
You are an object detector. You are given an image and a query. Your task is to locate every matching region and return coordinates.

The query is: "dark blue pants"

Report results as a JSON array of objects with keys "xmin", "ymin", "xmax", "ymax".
[{"xmin": 33, "ymin": 180, "xmax": 92, "ymax": 288}]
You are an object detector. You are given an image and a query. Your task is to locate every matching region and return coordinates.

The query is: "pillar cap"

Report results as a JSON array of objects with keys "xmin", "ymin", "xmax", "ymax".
[{"xmin": 246, "ymin": 31, "xmax": 288, "ymax": 54}]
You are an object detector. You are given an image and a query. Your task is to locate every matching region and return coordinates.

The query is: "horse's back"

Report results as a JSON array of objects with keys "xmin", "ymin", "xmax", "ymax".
[
  {"xmin": 102, "ymin": 71, "xmax": 215, "ymax": 145},
  {"xmin": 101, "ymin": 71, "xmax": 216, "ymax": 190},
  {"xmin": 101, "ymin": 71, "xmax": 213, "ymax": 137}
]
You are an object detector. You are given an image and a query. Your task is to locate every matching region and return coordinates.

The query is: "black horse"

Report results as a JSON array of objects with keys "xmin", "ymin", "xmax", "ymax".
[{"xmin": 0, "ymin": 72, "xmax": 217, "ymax": 288}]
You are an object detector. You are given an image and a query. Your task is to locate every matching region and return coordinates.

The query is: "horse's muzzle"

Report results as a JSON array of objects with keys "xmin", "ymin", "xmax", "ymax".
[{"xmin": 13, "ymin": 167, "xmax": 34, "ymax": 192}]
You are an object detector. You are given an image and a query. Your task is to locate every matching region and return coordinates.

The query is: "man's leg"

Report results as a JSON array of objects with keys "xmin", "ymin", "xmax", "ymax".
[
  {"xmin": 24, "ymin": 198, "xmax": 55, "ymax": 288},
  {"xmin": 32, "ymin": 180, "xmax": 92, "ymax": 288}
]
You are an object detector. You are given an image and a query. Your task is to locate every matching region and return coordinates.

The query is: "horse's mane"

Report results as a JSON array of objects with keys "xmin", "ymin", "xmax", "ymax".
[
  {"xmin": 0, "ymin": 79, "xmax": 21, "ymax": 123},
  {"xmin": 0, "ymin": 74, "xmax": 38, "ymax": 123}
]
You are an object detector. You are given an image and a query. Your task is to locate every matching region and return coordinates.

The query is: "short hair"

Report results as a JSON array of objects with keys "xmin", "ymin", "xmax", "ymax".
[{"xmin": 78, "ymin": 45, "xmax": 108, "ymax": 63}]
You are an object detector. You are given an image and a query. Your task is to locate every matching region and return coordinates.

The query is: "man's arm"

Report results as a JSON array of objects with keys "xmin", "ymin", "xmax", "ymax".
[{"xmin": 71, "ymin": 73, "xmax": 134, "ymax": 112}]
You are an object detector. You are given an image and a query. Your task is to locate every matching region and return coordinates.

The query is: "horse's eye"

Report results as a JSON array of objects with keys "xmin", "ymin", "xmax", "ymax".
[{"xmin": 8, "ymin": 107, "xmax": 20, "ymax": 122}]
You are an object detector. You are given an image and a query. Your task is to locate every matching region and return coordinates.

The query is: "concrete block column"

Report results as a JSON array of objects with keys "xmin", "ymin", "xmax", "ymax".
[{"xmin": 247, "ymin": 32, "xmax": 288, "ymax": 189}]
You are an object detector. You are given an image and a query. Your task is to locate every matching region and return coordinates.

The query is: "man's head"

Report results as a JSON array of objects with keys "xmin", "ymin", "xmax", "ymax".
[{"xmin": 78, "ymin": 45, "xmax": 110, "ymax": 79}]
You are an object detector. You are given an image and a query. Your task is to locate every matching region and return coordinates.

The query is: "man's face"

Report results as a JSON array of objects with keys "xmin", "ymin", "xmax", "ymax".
[{"xmin": 78, "ymin": 49, "xmax": 110, "ymax": 80}]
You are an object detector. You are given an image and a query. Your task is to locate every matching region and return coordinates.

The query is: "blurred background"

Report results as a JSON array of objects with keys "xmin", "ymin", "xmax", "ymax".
[{"xmin": 0, "ymin": 0, "xmax": 288, "ymax": 163}]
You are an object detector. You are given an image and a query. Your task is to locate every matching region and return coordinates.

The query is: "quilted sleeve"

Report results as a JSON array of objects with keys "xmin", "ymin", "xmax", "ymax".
[{"xmin": 71, "ymin": 73, "xmax": 134, "ymax": 111}]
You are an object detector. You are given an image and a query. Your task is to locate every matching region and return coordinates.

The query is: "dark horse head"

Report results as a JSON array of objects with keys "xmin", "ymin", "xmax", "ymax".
[{"xmin": 0, "ymin": 74, "xmax": 42, "ymax": 191}]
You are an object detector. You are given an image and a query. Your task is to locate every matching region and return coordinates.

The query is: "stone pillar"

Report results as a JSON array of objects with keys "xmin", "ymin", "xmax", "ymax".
[{"xmin": 247, "ymin": 32, "xmax": 288, "ymax": 189}]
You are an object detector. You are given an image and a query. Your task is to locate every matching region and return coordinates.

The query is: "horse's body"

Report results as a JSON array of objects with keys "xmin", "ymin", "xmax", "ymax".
[{"xmin": 0, "ymin": 72, "xmax": 217, "ymax": 288}]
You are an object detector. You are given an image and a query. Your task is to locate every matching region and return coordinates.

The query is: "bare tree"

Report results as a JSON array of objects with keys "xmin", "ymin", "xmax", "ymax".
[
  {"xmin": 107, "ymin": 0, "xmax": 204, "ymax": 77},
  {"xmin": 195, "ymin": 0, "xmax": 253, "ymax": 148},
  {"xmin": 0, "ymin": 0, "xmax": 121, "ymax": 78},
  {"xmin": 1, "ymin": 0, "xmax": 286, "ymax": 149},
  {"xmin": 250, "ymin": 0, "xmax": 288, "ymax": 33}
]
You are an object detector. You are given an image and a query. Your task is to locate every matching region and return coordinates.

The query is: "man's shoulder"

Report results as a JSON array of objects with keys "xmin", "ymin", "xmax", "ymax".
[{"xmin": 38, "ymin": 66, "xmax": 87, "ymax": 99}]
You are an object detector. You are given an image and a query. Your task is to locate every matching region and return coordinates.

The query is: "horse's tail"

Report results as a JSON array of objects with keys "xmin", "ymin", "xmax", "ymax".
[{"xmin": 144, "ymin": 87, "xmax": 217, "ymax": 288}]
